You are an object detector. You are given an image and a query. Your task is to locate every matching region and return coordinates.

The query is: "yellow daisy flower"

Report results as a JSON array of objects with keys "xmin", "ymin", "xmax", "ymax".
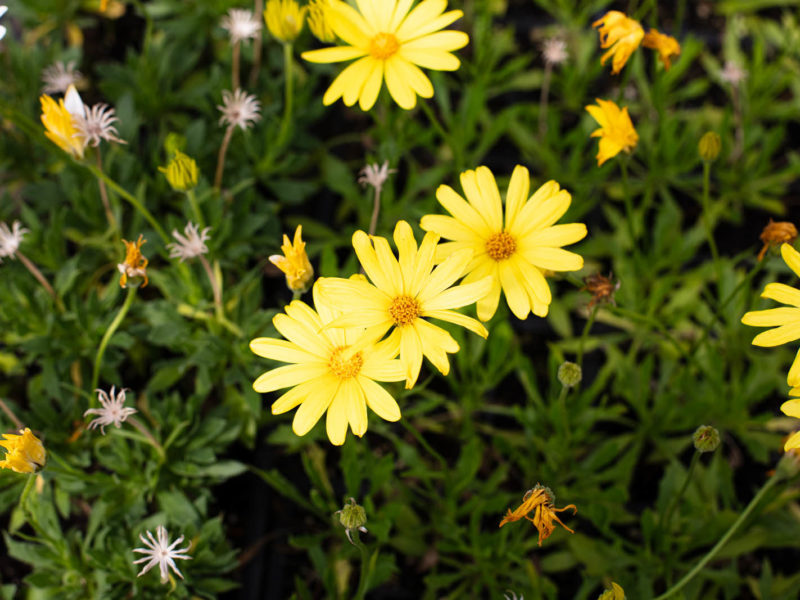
[
  {"xmin": 39, "ymin": 85, "xmax": 85, "ymax": 158},
  {"xmin": 592, "ymin": 10, "xmax": 644, "ymax": 75},
  {"xmin": 742, "ymin": 243, "xmax": 800, "ymax": 387},
  {"xmin": 782, "ymin": 386, "xmax": 800, "ymax": 451},
  {"xmin": 300, "ymin": 0, "xmax": 469, "ymax": 110},
  {"xmin": 317, "ymin": 220, "xmax": 491, "ymax": 389},
  {"xmin": 0, "ymin": 428, "xmax": 46, "ymax": 474},
  {"xmin": 420, "ymin": 166, "xmax": 587, "ymax": 321},
  {"xmin": 250, "ymin": 282, "xmax": 405, "ymax": 445},
  {"xmin": 585, "ymin": 98, "xmax": 639, "ymax": 166},
  {"xmin": 642, "ymin": 28, "xmax": 681, "ymax": 70},
  {"xmin": 269, "ymin": 225, "xmax": 314, "ymax": 294}
]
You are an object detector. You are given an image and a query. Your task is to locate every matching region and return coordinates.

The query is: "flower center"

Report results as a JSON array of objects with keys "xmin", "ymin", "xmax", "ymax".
[
  {"xmin": 369, "ymin": 33, "xmax": 400, "ymax": 60},
  {"xmin": 328, "ymin": 346, "xmax": 364, "ymax": 379},
  {"xmin": 389, "ymin": 295, "xmax": 421, "ymax": 326},
  {"xmin": 485, "ymin": 231, "xmax": 517, "ymax": 261}
]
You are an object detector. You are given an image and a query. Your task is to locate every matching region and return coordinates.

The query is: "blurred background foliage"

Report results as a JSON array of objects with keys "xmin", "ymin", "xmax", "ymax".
[{"xmin": 2, "ymin": 0, "xmax": 800, "ymax": 598}]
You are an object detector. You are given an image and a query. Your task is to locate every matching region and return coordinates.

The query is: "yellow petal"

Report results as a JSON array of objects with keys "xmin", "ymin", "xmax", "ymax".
[
  {"xmin": 388, "ymin": 0, "xmax": 415, "ymax": 31},
  {"xmin": 395, "ymin": 0, "xmax": 447, "ymax": 40},
  {"xmin": 751, "ymin": 322, "xmax": 800, "ymax": 347},
  {"xmin": 386, "ymin": 57, "xmax": 434, "ymax": 99},
  {"xmin": 272, "ymin": 380, "xmax": 317, "ymax": 414},
  {"xmin": 301, "ymin": 46, "xmax": 367, "ymax": 63},
  {"xmin": 511, "ymin": 254, "xmax": 552, "ymax": 306},
  {"xmin": 782, "ymin": 244, "xmax": 800, "ymax": 278},
  {"xmin": 499, "ymin": 261, "xmax": 530, "ymax": 319},
  {"xmin": 420, "ymin": 214, "xmax": 480, "ymax": 243},
  {"xmin": 416, "ymin": 248, "xmax": 473, "ymax": 304},
  {"xmin": 250, "ymin": 337, "xmax": 323, "ymax": 363},
  {"xmin": 741, "ymin": 307, "xmax": 800, "ymax": 328},
  {"xmin": 397, "ymin": 10, "xmax": 464, "ymax": 43},
  {"xmin": 523, "ymin": 223, "xmax": 587, "ymax": 248},
  {"xmin": 784, "ymin": 430, "xmax": 800, "ymax": 451},
  {"xmin": 372, "ymin": 233, "xmax": 404, "ymax": 295},
  {"xmin": 325, "ymin": 390, "xmax": 349, "ymax": 445},
  {"xmin": 274, "ymin": 313, "xmax": 332, "ymax": 356},
  {"xmin": 762, "ymin": 282, "xmax": 800, "ymax": 307},
  {"xmin": 781, "ymin": 398, "xmax": 800, "ymax": 418},
  {"xmin": 789, "ymin": 348, "xmax": 800, "ymax": 386},
  {"xmin": 416, "ymin": 318, "xmax": 458, "ymax": 375},
  {"xmin": 394, "ymin": 220, "xmax": 418, "ymax": 290},
  {"xmin": 521, "ymin": 247, "xmax": 584, "ymax": 272},
  {"xmin": 293, "ymin": 376, "xmax": 340, "ymax": 436},
  {"xmin": 399, "ymin": 48, "xmax": 461, "ymax": 70},
  {"xmin": 462, "ymin": 260, "xmax": 501, "ymax": 321},
  {"xmin": 254, "ymin": 363, "xmax": 329, "ymax": 393},
  {"xmin": 436, "ymin": 184, "xmax": 492, "ymax": 237},
  {"xmin": 359, "ymin": 59, "xmax": 384, "ymax": 110},
  {"xmin": 359, "ymin": 376, "xmax": 401, "ymax": 421},
  {"xmin": 329, "ymin": 0, "xmax": 373, "ymax": 47},
  {"xmin": 421, "ymin": 275, "xmax": 492, "ymax": 312},
  {"xmin": 384, "ymin": 56, "xmax": 418, "ymax": 109},
  {"xmin": 504, "ymin": 165, "xmax": 530, "ymax": 231},
  {"xmin": 401, "ymin": 29, "xmax": 469, "ymax": 51},
  {"xmin": 353, "ymin": 230, "xmax": 395, "ymax": 292},
  {"xmin": 323, "ymin": 56, "xmax": 374, "ymax": 106},
  {"xmin": 514, "ymin": 188, "xmax": 572, "ymax": 238},
  {"xmin": 345, "ymin": 378, "xmax": 368, "ymax": 437},
  {"xmin": 400, "ymin": 325, "xmax": 424, "ymax": 388},
  {"xmin": 423, "ymin": 308, "xmax": 488, "ymax": 338}
]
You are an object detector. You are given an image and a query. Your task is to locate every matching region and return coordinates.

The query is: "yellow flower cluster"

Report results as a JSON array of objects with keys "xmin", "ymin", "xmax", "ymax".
[
  {"xmin": 593, "ymin": 10, "xmax": 681, "ymax": 74},
  {"xmin": 252, "ymin": 166, "xmax": 586, "ymax": 446},
  {"xmin": 0, "ymin": 428, "xmax": 46, "ymax": 474}
]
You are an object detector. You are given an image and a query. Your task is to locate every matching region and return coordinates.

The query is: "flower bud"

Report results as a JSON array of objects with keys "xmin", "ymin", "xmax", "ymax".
[
  {"xmin": 307, "ymin": 0, "xmax": 335, "ymax": 43},
  {"xmin": 692, "ymin": 425, "xmax": 720, "ymax": 453},
  {"xmin": 698, "ymin": 132, "xmax": 721, "ymax": 162},
  {"xmin": 159, "ymin": 151, "xmax": 198, "ymax": 191},
  {"xmin": 598, "ymin": 582, "xmax": 625, "ymax": 600},
  {"xmin": 264, "ymin": 0, "xmax": 306, "ymax": 43},
  {"xmin": 337, "ymin": 497, "xmax": 367, "ymax": 544},
  {"xmin": 557, "ymin": 362, "xmax": 582, "ymax": 388}
]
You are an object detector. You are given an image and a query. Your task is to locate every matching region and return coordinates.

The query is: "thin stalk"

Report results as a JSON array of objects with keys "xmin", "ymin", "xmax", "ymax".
[
  {"xmin": 556, "ymin": 385, "xmax": 569, "ymax": 439},
  {"xmin": 127, "ymin": 416, "xmax": 165, "ymax": 459},
  {"xmin": 232, "ymin": 40, "xmax": 241, "ymax": 90},
  {"xmin": 275, "ymin": 42, "xmax": 295, "ymax": 149},
  {"xmin": 214, "ymin": 124, "xmax": 236, "ymax": 191},
  {"xmin": 15, "ymin": 251, "xmax": 62, "ymax": 310},
  {"xmin": 198, "ymin": 254, "xmax": 224, "ymax": 320},
  {"xmin": 0, "ymin": 398, "xmax": 24, "ymax": 429},
  {"xmin": 701, "ymin": 160, "xmax": 720, "ymax": 270},
  {"xmin": 368, "ymin": 185, "xmax": 383, "ymax": 237},
  {"xmin": 731, "ymin": 84, "xmax": 744, "ymax": 162},
  {"xmin": 660, "ymin": 451, "xmax": 700, "ymax": 535},
  {"xmin": 399, "ymin": 418, "xmax": 447, "ymax": 468},
  {"xmin": 84, "ymin": 163, "xmax": 169, "ymax": 243},
  {"xmin": 538, "ymin": 62, "xmax": 553, "ymax": 137},
  {"xmin": 95, "ymin": 150, "xmax": 117, "ymax": 231},
  {"xmin": 91, "ymin": 285, "xmax": 137, "ymax": 404},
  {"xmin": 353, "ymin": 534, "xmax": 374, "ymax": 600},
  {"xmin": 619, "ymin": 159, "xmax": 637, "ymax": 249},
  {"xmin": 419, "ymin": 100, "xmax": 461, "ymax": 170},
  {"xmin": 577, "ymin": 305, "xmax": 598, "ymax": 368},
  {"xmin": 653, "ymin": 473, "xmax": 781, "ymax": 600},
  {"xmin": 186, "ymin": 189, "xmax": 204, "ymax": 228},
  {"xmin": 248, "ymin": 0, "xmax": 265, "ymax": 88}
]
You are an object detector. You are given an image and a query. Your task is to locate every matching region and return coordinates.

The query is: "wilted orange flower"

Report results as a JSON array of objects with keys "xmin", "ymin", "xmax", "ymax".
[
  {"xmin": 118, "ymin": 234, "xmax": 148, "ymax": 288},
  {"xmin": 583, "ymin": 273, "xmax": 620, "ymax": 308},
  {"xmin": 0, "ymin": 428, "xmax": 46, "ymax": 473},
  {"xmin": 642, "ymin": 29, "xmax": 681, "ymax": 70},
  {"xmin": 499, "ymin": 484, "xmax": 577, "ymax": 546},
  {"xmin": 592, "ymin": 11, "xmax": 644, "ymax": 74},
  {"xmin": 759, "ymin": 220, "xmax": 798, "ymax": 261}
]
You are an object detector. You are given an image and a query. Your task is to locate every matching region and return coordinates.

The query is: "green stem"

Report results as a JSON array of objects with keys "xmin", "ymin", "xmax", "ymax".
[
  {"xmin": 186, "ymin": 189, "xmax": 204, "ymax": 228},
  {"xmin": 556, "ymin": 385, "xmax": 569, "ymax": 439},
  {"xmin": 701, "ymin": 160, "xmax": 721, "ymax": 271},
  {"xmin": 653, "ymin": 473, "xmax": 781, "ymax": 600},
  {"xmin": 619, "ymin": 159, "xmax": 637, "ymax": 249},
  {"xmin": 660, "ymin": 451, "xmax": 700, "ymax": 535},
  {"xmin": 419, "ymin": 101, "xmax": 462, "ymax": 172},
  {"xmin": 85, "ymin": 163, "xmax": 169, "ymax": 244},
  {"xmin": 577, "ymin": 305, "xmax": 598, "ymax": 368},
  {"xmin": 91, "ymin": 286, "xmax": 137, "ymax": 404},
  {"xmin": 353, "ymin": 535, "xmax": 373, "ymax": 600},
  {"xmin": 399, "ymin": 418, "xmax": 447, "ymax": 468},
  {"xmin": 275, "ymin": 42, "xmax": 294, "ymax": 149}
]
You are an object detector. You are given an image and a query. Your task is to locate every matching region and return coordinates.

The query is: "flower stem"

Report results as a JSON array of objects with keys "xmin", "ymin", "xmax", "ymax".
[
  {"xmin": 653, "ymin": 472, "xmax": 781, "ymax": 600},
  {"xmin": 185, "ymin": 189, "xmax": 204, "ymax": 228},
  {"xmin": 199, "ymin": 254, "xmax": 224, "ymax": 321},
  {"xmin": 248, "ymin": 0, "xmax": 265, "ymax": 88},
  {"xmin": 577, "ymin": 305, "xmax": 598, "ymax": 368},
  {"xmin": 214, "ymin": 124, "xmax": 235, "ymax": 191},
  {"xmin": 127, "ymin": 416, "xmax": 165, "ymax": 459},
  {"xmin": 95, "ymin": 149, "xmax": 118, "ymax": 232},
  {"xmin": 419, "ymin": 101, "xmax": 462, "ymax": 171},
  {"xmin": 538, "ymin": 62, "xmax": 553, "ymax": 138},
  {"xmin": 84, "ymin": 163, "xmax": 169, "ymax": 244},
  {"xmin": 15, "ymin": 251, "xmax": 63, "ymax": 310},
  {"xmin": 701, "ymin": 160, "xmax": 721, "ymax": 270},
  {"xmin": 91, "ymin": 285, "xmax": 137, "ymax": 405},
  {"xmin": 353, "ymin": 535, "xmax": 374, "ymax": 600},
  {"xmin": 232, "ymin": 40, "xmax": 241, "ymax": 90},
  {"xmin": 275, "ymin": 42, "xmax": 295, "ymax": 149},
  {"xmin": 556, "ymin": 385, "xmax": 569, "ymax": 439},
  {"xmin": 0, "ymin": 398, "xmax": 24, "ymax": 430},
  {"xmin": 619, "ymin": 159, "xmax": 637, "ymax": 249},
  {"xmin": 368, "ymin": 185, "xmax": 382, "ymax": 237},
  {"xmin": 659, "ymin": 450, "xmax": 700, "ymax": 536}
]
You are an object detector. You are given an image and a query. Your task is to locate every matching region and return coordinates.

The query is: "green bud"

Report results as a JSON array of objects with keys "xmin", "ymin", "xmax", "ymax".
[
  {"xmin": 692, "ymin": 425, "xmax": 720, "ymax": 453},
  {"xmin": 337, "ymin": 498, "xmax": 367, "ymax": 544},
  {"xmin": 598, "ymin": 582, "xmax": 625, "ymax": 600},
  {"xmin": 164, "ymin": 132, "xmax": 186, "ymax": 155},
  {"xmin": 159, "ymin": 150, "xmax": 198, "ymax": 191},
  {"xmin": 558, "ymin": 362, "xmax": 582, "ymax": 388},
  {"xmin": 698, "ymin": 132, "xmax": 721, "ymax": 162}
]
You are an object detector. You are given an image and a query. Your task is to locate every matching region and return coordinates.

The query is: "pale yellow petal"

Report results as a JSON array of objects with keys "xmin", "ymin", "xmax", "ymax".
[
  {"xmin": 395, "ymin": 0, "xmax": 447, "ymax": 40},
  {"xmin": 400, "ymin": 29, "xmax": 469, "ymax": 51},
  {"xmin": 273, "ymin": 313, "xmax": 332, "ymax": 356},
  {"xmin": 504, "ymin": 165, "xmax": 530, "ymax": 231},
  {"xmin": 356, "ymin": 0, "xmax": 383, "ymax": 30},
  {"xmin": 514, "ymin": 189, "xmax": 572, "ymax": 238},
  {"xmin": 325, "ymin": 390, "xmax": 349, "ymax": 445},
  {"xmin": 388, "ymin": 0, "xmax": 415, "ymax": 31},
  {"xmin": 782, "ymin": 244, "xmax": 800, "ymax": 278},
  {"xmin": 420, "ymin": 214, "xmax": 480, "ymax": 243},
  {"xmin": 325, "ymin": 311, "xmax": 392, "ymax": 330},
  {"xmin": 398, "ymin": 11, "xmax": 465, "ymax": 44},
  {"xmin": 323, "ymin": 57, "xmax": 374, "ymax": 106},
  {"xmin": 254, "ymin": 363, "xmax": 329, "ymax": 393},
  {"xmin": 394, "ymin": 220, "xmax": 418, "ymax": 291},
  {"xmin": 751, "ymin": 322, "xmax": 800, "ymax": 347},
  {"xmin": 372, "ymin": 233, "xmax": 404, "ymax": 295},
  {"xmin": 423, "ymin": 308, "xmax": 488, "ymax": 338},
  {"xmin": 359, "ymin": 59, "xmax": 385, "ymax": 110},
  {"xmin": 499, "ymin": 261, "xmax": 530, "ymax": 319},
  {"xmin": 416, "ymin": 248, "xmax": 473, "ymax": 304},
  {"xmin": 293, "ymin": 375, "xmax": 340, "ymax": 436},
  {"xmin": 272, "ymin": 379, "xmax": 319, "ymax": 414},
  {"xmin": 385, "ymin": 56, "xmax": 418, "ymax": 109},
  {"xmin": 436, "ymin": 184, "xmax": 492, "ymax": 237},
  {"xmin": 789, "ymin": 348, "xmax": 800, "ymax": 386},
  {"xmin": 400, "ymin": 325, "xmax": 424, "ymax": 388},
  {"xmin": 523, "ymin": 223, "xmax": 588, "ymax": 248},
  {"xmin": 762, "ymin": 283, "xmax": 800, "ymax": 307},
  {"xmin": 511, "ymin": 254, "xmax": 552, "ymax": 305},
  {"xmin": 521, "ymin": 247, "xmax": 584, "ymax": 272},
  {"xmin": 399, "ymin": 48, "xmax": 461, "ymax": 70},
  {"xmin": 781, "ymin": 398, "xmax": 800, "ymax": 418},
  {"xmin": 353, "ymin": 230, "xmax": 395, "ymax": 292},
  {"xmin": 329, "ymin": 0, "xmax": 374, "ymax": 46},
  {"xmin": 250, "ymin": 337, "xmax": 323, "ymax": 363},
  {"xmin": 459, "ymin": 169, "xmax": 498, "ymax": 232},
  {"xmin": 345, "ymin": 378, "xmax": 368, "ymax": 437},
  {"xmin": 359, "ymin": 376, "xmax": 401, "ymax": 421},
  {"xmin": 741, "ymin": 307, "xmax": 800, "ymax": 328},
  {"xmin": 408, "ymin": 230, "xmax": 439, "ymax": 297},
  {"xmin": 386, "ymin": 57, "xmax": 434, "ymax": 99},
  {"xmin": 301, "ymin": 46, "xmax": 367, "ymax": 63},
  {"xmin": 361, "ymin": 352, "xmax": 406, "ymax": 381},
  {"xmin": 462, "ymin": 259, "xmax": 501, "ymax": 321},
  {"xmin": 416, "ymin": 319, "xmax": 458, "ymax": 375},
  {"xmin": 421, "ymin": 276, "xmax": 493, "ymax": 312}
]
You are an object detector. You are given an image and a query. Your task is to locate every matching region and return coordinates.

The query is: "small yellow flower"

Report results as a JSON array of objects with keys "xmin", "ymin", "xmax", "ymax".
[
  {"xmin": 741, "ymin": 243, "xmax": 800, "ymax": 386},
  {"xmin": 598, "ymin": 582, "xmax": 626, "ymax": 600},
  {"xmin": 307, "ymin": 0, "xmax": 335, "ymax": 43},
  {"xmin": 301, "ymin": 0, "xmax": 469, "ymax": 110},
  {"xmin": 118, "ymin": 234, "xmax": 149, "ymax": 288},
  {"xmin": 40, "ymin": 88, "xmax": 85, "ymax": 158},
  {"xmin": 642, "ymin": 28, "xmax": 681, "ymax": 70},
  {"xmin": 250, "ymin": 282, "xmax": 405, "ymax": 445},
  {"xmin": 592, "ymin": 11, "xmax": 644, "ymax": 75},
  {"xmin": 585, "ymin": 98, "xmax": 639, "ymax": 166},
  {"xmin": 264, "ymin": 0, "xmax": 307, "ymax": 43},
  {"xmin": 759, "ymin": 220, "xmax": 798, "ymax": 261},
  {"xmin": 420, "ymin": 166, "xmax": 587, "ymax": 321},
  {"xmin": 781, "ymin": 386, "xmax": 800, "ymax": 451},
  {"xmin": 698, "ymin": 131, "xmax": 721, "ymax": 162},
  {"xmin": 159, "ymin": 151, "xmax": 198, "ymax": 191},
  {"xmin": 498, "ymin": 484, "xmax": 577, "ymax": 547},
  {"xmin": 0, "ymin": 428, "xmax": 46, "ymax": 474},
  {"xmin": 270, "ymin": 225, "xmax": 314, "ymax": 294}
]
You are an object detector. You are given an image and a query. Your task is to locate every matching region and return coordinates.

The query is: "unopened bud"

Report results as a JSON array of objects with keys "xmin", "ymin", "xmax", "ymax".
[
  {"xmin": 159, "ymin": 150, "xmax": 198, "ymax": 191},
  {"xmin": 698, "ymin": 132, "xmax": 721, "ymax": 162},
  {"xmin": 557, "ymin": 362, "xmax": 582, "ymax": 388},
  {"xmin": 598, "ymin": 582, "xmax": 625, "ymax": 600},
  {"xmin": 336, "ymin": 498, "xmax": 367, "ymax": 544},
  {"xmin": 692, "ymin": 425, "xmax": 720, "ymax": 453}
]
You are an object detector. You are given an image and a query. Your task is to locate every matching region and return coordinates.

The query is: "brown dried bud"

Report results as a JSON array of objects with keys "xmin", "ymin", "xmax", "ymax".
[
  {"xmin": 583, "ymin": 273, "xmax": 620, "ymax": 309},
  {"xmin": 759, "ymin": 220, "xmax": 798, "ymax": 261}
]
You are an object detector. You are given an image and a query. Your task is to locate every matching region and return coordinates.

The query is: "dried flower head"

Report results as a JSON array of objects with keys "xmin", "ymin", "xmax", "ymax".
[
  {"xmin": 307, "ymin": 0, "xmax": 335, "ymax": 43},
  {"xmin": 0, "ymin": 220, "xmax": 28, "ymax": 261},
  {"xmin": 498, "ymin": 484, "xmax": 577, "ymax": 546},
  {"xmin": 221, "ymin": 8, "xmax": 262, "ymax": 44},
  {"xmin": 133, "ymin": 525, "xmax": 192, "ymax": 584},
  {"xmin": 759, "ymin": 220, "xmax": 798, "ymax": 261},
  {"xmin": 41, "ymin": 60, "xmax": 83, "ymax": 94},
  {"xmin": 167, "ymin": 222, "xmax": 211, "ymax": 262},
  {"xmin": 583, "ymin": 272, "xmax": 620, "ymax": 308},
  {"xmin": 118, "ymin": 234, "xmax": 148, "ymax": 288},
  {"xmin": 692, "ymin": 425, "xmax": 720, "ymax": 453},
  {"xmin": 542, "ymin": 38, "xmax": 568, "ymax": 66},
  {"xmin": 218, "ymin": 89, "xmax": 262, "ymax": 131},
  {"xmin": 0, "ymin": 428, "xmax": 46, "ymax": 474},
  {"xmin": 358, "ymin": 161, "xmax": 396, "ymax": 193},
  {"xmin": 720, "ymin": 60, "xmax": 747, "ymax": 86},
  {"xmin": 642, "ymin": 29, "xmax": 681, "ymax": 70},
  {"xmin": 264, "ymin": 0, "xmax": 307, "ymax": 43},
  {"xmin": 269, "ymin": 225, "xmax": 314, "ymax": 293},
  {"xmin": 72, "ymin": 103, "xmax": 125, "ymax": 148},
  {"xmin": 84, "ymin": 386, "xmax": 137, "ymax": 434}
]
